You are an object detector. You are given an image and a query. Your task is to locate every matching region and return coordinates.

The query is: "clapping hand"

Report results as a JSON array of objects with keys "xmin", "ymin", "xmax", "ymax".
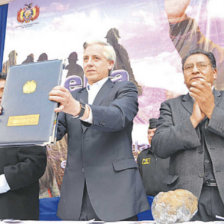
[{"xmin": 190, "ymin": 78, "xmax": 215, "ymax": 127}]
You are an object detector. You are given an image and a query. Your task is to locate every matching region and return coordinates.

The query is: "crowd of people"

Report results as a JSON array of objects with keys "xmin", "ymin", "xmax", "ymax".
[{"xmin": 0, "ymin": 0, "xmax": 224, "ymax": 222}]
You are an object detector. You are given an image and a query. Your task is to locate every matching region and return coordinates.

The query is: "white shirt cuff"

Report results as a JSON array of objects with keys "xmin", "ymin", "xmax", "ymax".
[
  {"xmin": 81, "ymin": 105, "xmax": 93, "ymax": 124},
  {"xmin": 0, "ymin": 174, "xmax": 10, "ymax": 194}
]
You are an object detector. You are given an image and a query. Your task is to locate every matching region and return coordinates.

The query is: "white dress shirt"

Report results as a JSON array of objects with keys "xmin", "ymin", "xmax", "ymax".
[
  {"xmin": 82, "ymin": 77, "xmax": 108, "ymax": 123},
  {"xmin": 0, "ymin": 174, "xmax": 10, "ymax": 194}
]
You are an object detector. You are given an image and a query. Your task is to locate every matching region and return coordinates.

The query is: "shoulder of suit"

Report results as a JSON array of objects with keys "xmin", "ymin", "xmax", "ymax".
[
  {"xmin": 219, "ymin": 90, "xmax": 224, "ymax": 96},
  {"xmin": 113, "ymin": 80, "xmax": 137, "ymax": 89},
  {"xmin": 162, "ymin": 94, "xmax": 185, "ymax": 105}
]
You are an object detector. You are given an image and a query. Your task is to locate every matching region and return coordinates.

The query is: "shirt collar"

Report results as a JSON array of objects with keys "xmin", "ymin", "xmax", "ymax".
[{"xmin": 86, "ymin": 77, "xmax": 108, "ymax": 91}]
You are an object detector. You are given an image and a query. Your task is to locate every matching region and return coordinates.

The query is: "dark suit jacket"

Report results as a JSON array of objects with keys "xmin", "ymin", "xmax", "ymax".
[
  {"xmin": 152, "ymin": 90, "xmax": 224, "ymax": 203},
  {"xmin": 56, "ymin": 79, "xmax": 149, "ymax": 221},
  {"xmin": 0, "ymin": 146, "xmax": 46, "ymax": 220}
]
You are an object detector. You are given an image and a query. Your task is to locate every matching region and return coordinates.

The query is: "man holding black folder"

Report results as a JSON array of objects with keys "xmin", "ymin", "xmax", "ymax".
[
  {"xmin": 0, "ymin": 74, "xmax": 47, "ymax": 220},
  {"xmin": 49, "ymin": 40, "xmax": 149, "ymax": 221}
]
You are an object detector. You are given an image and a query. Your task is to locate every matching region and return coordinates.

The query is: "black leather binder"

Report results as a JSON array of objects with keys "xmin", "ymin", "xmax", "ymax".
[{"xmin": 0, "ymin": 60, "xmax": 63, "ymax": 146}]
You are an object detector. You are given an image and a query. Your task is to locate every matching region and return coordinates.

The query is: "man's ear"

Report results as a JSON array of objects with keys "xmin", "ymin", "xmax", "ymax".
[
  {"xmin": 213, "ymin": 69, "xmax": 217, "ymax": 80},
  {"xmin": 108, "ymin": 60, "xmax": 114, "ymax": 70}
]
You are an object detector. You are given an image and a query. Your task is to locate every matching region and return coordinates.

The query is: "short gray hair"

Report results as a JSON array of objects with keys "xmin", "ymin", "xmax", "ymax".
[{"xmin": 83, "ymin": 40, "xmax": 116, "ymax": 66}]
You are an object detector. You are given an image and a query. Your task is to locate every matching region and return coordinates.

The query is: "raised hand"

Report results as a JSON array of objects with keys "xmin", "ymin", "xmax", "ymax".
[
  {"xmin": 189, "ymin": 79, "xmax": 215, "ymax": 119},
  {"xmin": 164, "ymin": 0, "xmax": 190, "ymax": 23},
  {"xmin": 190, "ymin": 101, "xmax": 205, "ymax": 128},
  {"xmin": 49, "ymin": 86, "xmax": 81, "ymax": 116}
]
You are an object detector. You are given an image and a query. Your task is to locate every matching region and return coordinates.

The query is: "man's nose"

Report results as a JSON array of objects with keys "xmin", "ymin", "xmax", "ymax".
[
  {"xmin": 192, "ymin": 64, "xmax": 199, "ymax": 73},
  {"xmin": 86, "ymin": 58, "xmax": 93, "ymax": 65}
]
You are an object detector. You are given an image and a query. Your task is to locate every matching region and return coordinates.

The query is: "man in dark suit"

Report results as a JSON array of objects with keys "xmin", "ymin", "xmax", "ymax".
[
  {"xmin": 49, "ymin": 40, "xmax": 149, "ymax": 221},
  {"xmin": 152, "ymin": 49, "xmax": 224, "ymax": 221},
  {"xmin": 137, "ymin": 118, "xmax": 169, "ymax": 196},
  {"xmin": 0, "ymin": 74, "xmax": 47, "ymax": 220}
]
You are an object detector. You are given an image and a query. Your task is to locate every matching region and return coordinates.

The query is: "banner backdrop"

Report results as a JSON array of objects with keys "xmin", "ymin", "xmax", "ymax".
[{"xmin": 3, "ymin": 0, "xmax": 224, "ymax": 190}]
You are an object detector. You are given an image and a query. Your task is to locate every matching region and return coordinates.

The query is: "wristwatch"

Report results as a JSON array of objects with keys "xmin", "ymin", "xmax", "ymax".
[{"xmin": 76, "ymin": 101, "xmax": 86, "ymax": 118}]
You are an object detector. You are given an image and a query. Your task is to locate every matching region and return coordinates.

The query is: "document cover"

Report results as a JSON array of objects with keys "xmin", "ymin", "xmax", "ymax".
[{"xmin": 0, "ymin": 60, "xmax": 63, "ymax": 146}]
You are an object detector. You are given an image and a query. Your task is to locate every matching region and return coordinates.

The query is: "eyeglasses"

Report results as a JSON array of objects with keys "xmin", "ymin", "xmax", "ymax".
[{"xmin": 183, "ymin": 62, "xmax": 211, "ymax": 73}]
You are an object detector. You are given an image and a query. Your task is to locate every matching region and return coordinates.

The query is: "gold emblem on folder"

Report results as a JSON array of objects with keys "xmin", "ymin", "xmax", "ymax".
[
  {"xmin": 23, "ymin": 80, "xmax": 37, "ymax": 94},
  {"xmin": 8, "ymin": 114, "xmax": 40, "ymax": 126}
]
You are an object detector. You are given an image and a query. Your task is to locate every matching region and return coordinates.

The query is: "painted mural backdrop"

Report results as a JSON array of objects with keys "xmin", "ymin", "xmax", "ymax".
[{"xmin": 3, "ymin": 0, "xmax": 224, "ymax": 192}]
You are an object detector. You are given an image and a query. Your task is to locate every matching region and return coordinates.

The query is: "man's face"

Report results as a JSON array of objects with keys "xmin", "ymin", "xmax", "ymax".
[
  {"xmin": 183, "ymin": 53, "xmax": 217, "ymax": 89},
  {"xmin": 148, "ymin": 128, "xmax": 156, "ymax": 145},
  {"xmin": 83, "ymin": 44, "xmax": 114, "ymax": 85},
  {"xmin": 0, "ymin": 79, "xmax": 6, "ymax": 104}
]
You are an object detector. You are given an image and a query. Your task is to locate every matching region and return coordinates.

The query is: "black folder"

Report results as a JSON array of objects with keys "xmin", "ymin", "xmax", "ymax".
[{"xmin": 0, "ymin": 60, "xmax": 63, "ymax": 146}]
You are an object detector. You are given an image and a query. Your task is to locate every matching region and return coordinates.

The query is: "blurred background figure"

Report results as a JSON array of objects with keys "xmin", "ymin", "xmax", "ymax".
[
  {"xmin": 22, "ymin": 53, "xmax": 34, "ymax": 64},
  {"xmin": 37, "ymin": 52, "xmax": 48, "ymax": 62},
  {"xmin": 49, "ymin": 135, "xmax": 68, "ymax": 190},
  {"xmin": 165, "ymin": 0, "xmax": 224, "ymax": 90},
  {"xmin": 2, "ymin": 50, "xmax": 17, "ymax": 75},
  {"xmin": 65, "ymin": 51, "xmax": 84, "ymax": 80},
  {"xmin": 39, "ymin": 148, "xmax": 60, "ymax": 198},
  {"xmin": 137, "ymin": 118, "xmax": 169, "ymax": 197},
  {"xmin": 105, "ymin": 28, "xmax": 142, "ymax": 95}
]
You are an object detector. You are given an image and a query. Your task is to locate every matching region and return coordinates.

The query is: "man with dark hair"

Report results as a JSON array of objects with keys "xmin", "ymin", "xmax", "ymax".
[
  {"xmin": 152, "ymin": 50, "xmax": 224, "ymax": 221},
  {"xmin": 49, "ymin": 40, "xmax": 149, "ymax": 221},
  {"xmin": 181, "ymin": 50, "xmax": 217, "ymax": 72},
  {"xmin": 137, "ymin": 118, "xmax": 169, "ymax": 196},
  {"xmin": 0, "ymin": 75, "xmax": 47, "ymax": 220}
]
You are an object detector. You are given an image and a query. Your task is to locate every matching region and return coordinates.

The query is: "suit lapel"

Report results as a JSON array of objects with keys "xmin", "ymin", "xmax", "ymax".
[
  {"xmin": 78, "ymin": 88, "xmax": 88, "ymax": 104},
  {"xmin": 214, "ymin": 89, "xmax": 221, "ymax": 106},
  {"xmin": 92, "ymin": 79, "xmax": 114, "ymax": 106},
  {"xmin": 80, "ymin": 79, "xmax": 114, "ymax": 133},
  {"xmin": 182, "ymin": 93, "xmax": 194, "ymax": 114}
]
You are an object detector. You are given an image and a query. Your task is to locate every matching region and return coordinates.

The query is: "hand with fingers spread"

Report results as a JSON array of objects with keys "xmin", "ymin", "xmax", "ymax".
[{"xmin": 49, "ymin": 86, "xmax": 81, "ymax": 116}]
